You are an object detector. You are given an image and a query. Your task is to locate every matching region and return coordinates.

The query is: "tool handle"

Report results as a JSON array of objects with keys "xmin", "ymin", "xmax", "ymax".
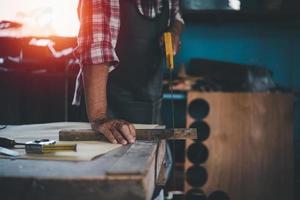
[
  {"xmin": 0, "ymin": 137, "xmax": 16, "ymax": 148},
  {"xmin": 163, "ymin": 32, "xmax": 174, "ymax": 71}
]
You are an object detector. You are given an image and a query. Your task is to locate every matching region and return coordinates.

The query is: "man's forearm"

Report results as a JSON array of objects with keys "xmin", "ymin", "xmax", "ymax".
[
  {"xmin": 82, "ymin": 64, "xmax": 136, "ymax": 144},
  {"xmin": 82, "ymin": 64, "xmax": 109, "ymax": 122}
]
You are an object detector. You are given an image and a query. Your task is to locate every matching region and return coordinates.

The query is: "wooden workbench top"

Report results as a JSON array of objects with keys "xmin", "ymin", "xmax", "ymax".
[{"xmin": 0, "ymin": 122, "xmax": 167, "ymax": 200}]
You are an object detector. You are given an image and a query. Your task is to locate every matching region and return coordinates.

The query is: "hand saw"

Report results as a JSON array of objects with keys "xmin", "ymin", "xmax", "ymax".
[
  {"xmin": 163, "ymin": 32, "xmax": 177, "ymax": 187},
  {"xmin": 163, "ymin": 32, "xmax": 175, "ymax": 128}
]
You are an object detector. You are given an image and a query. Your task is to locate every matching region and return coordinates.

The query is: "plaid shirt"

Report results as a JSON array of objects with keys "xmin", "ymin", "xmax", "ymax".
[{"xmin": 76, "ymin": 0, "xmax": 184, "ymax": 67}]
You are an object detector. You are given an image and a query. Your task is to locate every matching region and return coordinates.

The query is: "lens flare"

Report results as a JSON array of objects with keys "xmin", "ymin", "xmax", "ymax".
[{"xmin": 0, "ymin": 0, "xmax": 79, "ymax": 37}]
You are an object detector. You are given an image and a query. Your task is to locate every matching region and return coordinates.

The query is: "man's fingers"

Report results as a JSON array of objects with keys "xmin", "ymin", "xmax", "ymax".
[
  {"xmin": 120, "ymin": 124, "xmax": 135, "ymax": 144},
  {"xmin": 94, "ymin": 119, "xmax": 137, "ymax": 145},
  {"xmin": 111, "ymin": 127, "xmax": 127, "ymax": 145},
  {"xmin": 100, "ymin": 128, "xmax": 117, "ymax": 144},
  {"xmin": 128, "ymin": 124, "xmax": 136, "ymax": 139}
]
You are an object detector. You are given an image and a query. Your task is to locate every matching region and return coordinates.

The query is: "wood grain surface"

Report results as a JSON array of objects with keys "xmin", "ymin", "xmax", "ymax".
[
  {"xmin": 0, "ymin": 123, "xmax": 168, "ymax": 200},
  {"xmin": 59, "ymin": 128, "xmax": 197, "ymax": 141},
  {"xmin": 0, "ymin": 122, "xmax": 121, "ymax": 161},
  {"xmin": 185, "ymin": 92, "xmax": 294, "ymax": 200}
]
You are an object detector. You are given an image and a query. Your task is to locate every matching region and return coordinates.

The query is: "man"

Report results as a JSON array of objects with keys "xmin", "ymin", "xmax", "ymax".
[{"xmin": 73, "ymin": 0, "xmax": 184, "ymax": 145}]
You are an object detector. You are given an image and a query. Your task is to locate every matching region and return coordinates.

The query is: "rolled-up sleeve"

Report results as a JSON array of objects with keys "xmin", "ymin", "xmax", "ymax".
[{"xmin": 76, "ymin": 0, "xmax": 120, "ymax": 67}]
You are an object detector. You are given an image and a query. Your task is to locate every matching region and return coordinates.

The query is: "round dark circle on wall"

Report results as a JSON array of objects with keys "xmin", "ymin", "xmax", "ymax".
[
  {"xmin": 188, "ymin": 99, "xmax": 210, "ymax": 119},
  {"xmin": 208, "ymin": 191, "xmax": 230, "ymax": 200},
  {"xmin": 189, "ymin": 121, "xmax": 210, "ymax": 141},
  {"xmin": 187, "ymin": 142, "xmax": 209, "ymax": 164},
  {"xmin": 186, "ymin": 166, "xmax": 208, "ymax": 187},
  {"xmin": 186, "ymin": 188, "xmax": 207, "ymax": 200}
]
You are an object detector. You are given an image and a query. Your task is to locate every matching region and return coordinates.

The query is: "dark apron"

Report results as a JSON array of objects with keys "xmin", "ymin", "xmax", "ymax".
[{"xmin": 107, "ymin": 0, "xmax": 169, "ymax": 124}]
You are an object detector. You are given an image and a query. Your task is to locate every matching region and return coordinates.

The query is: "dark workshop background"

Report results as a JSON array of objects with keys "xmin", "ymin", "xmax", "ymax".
[
  {"xmin": 0, "ymin": 0, "xmax": 299, "ymax": 199},
  {"xmin": 177, "ymin": 9, "xmax": 300, "ymax": 180},
  {"xmin": 177, "ymin": 15, "xmax": 300, "ymax": 200},
  {"xmin": 174, "ymin": 10, "xmax": 300, "ymax": 199}
]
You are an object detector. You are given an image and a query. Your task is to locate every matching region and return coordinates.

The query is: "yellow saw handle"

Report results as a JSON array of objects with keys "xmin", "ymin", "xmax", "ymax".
[{"xmin": 163, "ymin": 32, "xmax": 174, "ymax": 71}]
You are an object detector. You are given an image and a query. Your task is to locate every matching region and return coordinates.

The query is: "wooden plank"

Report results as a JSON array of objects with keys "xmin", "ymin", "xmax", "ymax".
[
  {"xmin": 155, "ymin": 141, "xmax": 169, "ymax": 186},
  {"xmin": 0, "ymin": 141, "xmax": 162, "ymax": 200},
  {"xmin": 59, "ymin": 128, "xmax": 197, "ymax": 141},
  {"xmin": 143, "ymin": 140, "xmax": 166, "ymax": 200},
  {"xmin": 185, "ymin": 92, "xmax": 294, "ymax": 200},
  {"xmin": 0, "ymin": 122, "xmax": 122, "ymax": 161},
  {"xmin": 0, "ymin": 142, "xmax": 131, "ymax": 178},
  {"xmin": 0, "ymin": 122, "xmax": 168, "ymax": 200},
  {"xmin": 105, "ymin": 141, "xmax": 167, "ymax": 200},
  {"xmin": 106, "ymin": 141, "xmax": 158, "ymax": 175},
  {"xmin": 156, "ymin": 161, "xmax": 168, "ymax": 186},
  {"xmin": 0, "ymin": 141, "xmax": 164, "ymax": 200},
  {"xmin": 0, "ymin": 176, "xmax": 145, "ymax": 200}
]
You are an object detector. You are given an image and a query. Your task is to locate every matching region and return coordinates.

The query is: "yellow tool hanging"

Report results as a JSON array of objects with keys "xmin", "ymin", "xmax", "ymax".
[{"xmin": 163, "ymin": 32, "xmax": 174, "ymax": 71}]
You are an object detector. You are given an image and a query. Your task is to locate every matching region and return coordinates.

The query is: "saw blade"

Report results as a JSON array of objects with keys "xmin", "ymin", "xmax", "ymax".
[
  {"xmin": 169, "ymin": 70, "xmax": 175, "ymax": 129},
  {"xmin": 163, "ymin": 32, "xmax": 175, "ymax": 129}
]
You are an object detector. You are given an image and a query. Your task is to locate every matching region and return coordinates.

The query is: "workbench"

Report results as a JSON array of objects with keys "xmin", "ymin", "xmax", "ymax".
[{"xmin": 0, "ymin": 122, "xmax": 168, "ymax": 200}]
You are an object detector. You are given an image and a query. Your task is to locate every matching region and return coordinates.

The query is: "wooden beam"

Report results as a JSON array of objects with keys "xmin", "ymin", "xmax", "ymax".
[
  {"xmin": 106, "ymin": 142, "xmax": 159, "ymax": 176},
  {"xmin": 59, "ymin": 129, "xmax": 197, "ymax": 141}
]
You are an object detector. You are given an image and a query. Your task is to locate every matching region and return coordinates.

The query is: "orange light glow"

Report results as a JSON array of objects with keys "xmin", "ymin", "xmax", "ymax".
[{"xmin": 0, "ymin": 0, "xmax": 79, "ymax": 37}]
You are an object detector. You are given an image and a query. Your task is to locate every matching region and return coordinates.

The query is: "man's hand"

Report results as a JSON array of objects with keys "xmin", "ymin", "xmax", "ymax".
[{"xmin": 91, "ymin": 117, "xmax": 136, "ymax": 145}]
